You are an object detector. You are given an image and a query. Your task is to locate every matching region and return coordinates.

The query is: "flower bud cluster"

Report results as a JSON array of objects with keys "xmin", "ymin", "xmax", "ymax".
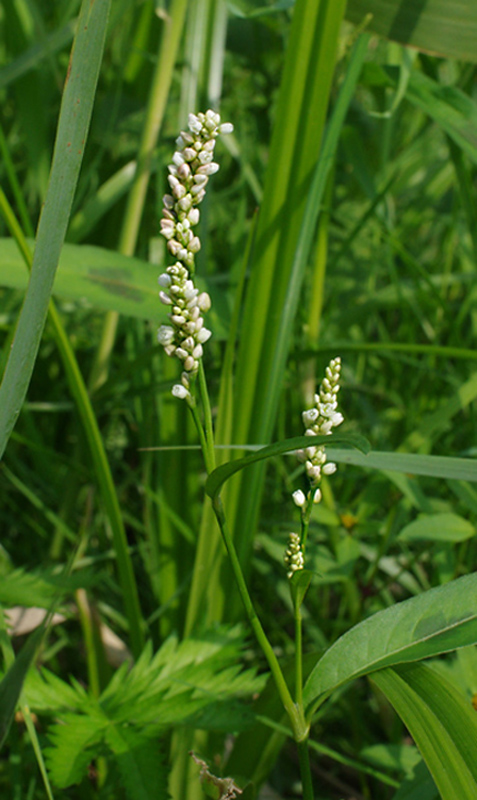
[
  {"xmin": 157, "ymin": 110, "xmax": 233, "ymax": 399},
  {"xmin": 295, "ymin": 357, "xmax": 344, "ymax": 492},
  {"xmin": 284, "ymin": 532, "xmax": 305, "ymax": 579}
]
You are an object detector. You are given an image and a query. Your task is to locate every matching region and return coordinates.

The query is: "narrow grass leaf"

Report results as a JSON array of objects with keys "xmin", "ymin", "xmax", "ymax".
[
  {"xmin": 372, "ymin": 663, "xmax": 477, "ymax": 800},
  {"xmin": 0, "ymin": 0, "xmax": 111, "ymax": 460},
  {"xmin": 328, "ymin": 449, "xmax": 477, "ymax": 483},
  {"xmin": 0, "ymin": 626, "xmax": 43, "ymax": 750},
  {"xmin": 346, "ymin": 0, "xmax": 477, "ymax": 63},
  {"xmin": 303, "ymin": 573, "xmax": 477, "ymax": 716}
]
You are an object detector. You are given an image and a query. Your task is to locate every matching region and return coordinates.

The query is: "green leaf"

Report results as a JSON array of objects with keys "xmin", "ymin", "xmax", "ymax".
[
  {"xmin": 205, "ymin": 433, "xmax": 370, "ymax": 500},
  {"xmin": 327, "ymin": 449, "xmax": 477, "ymax": 483},
  {"xmin": 289, "ymin": 569, "xmax": 313, "ymax": 610},
  {"xmin": 303, "ymin": 573, "xmax": 477, "ymax": 717},
  {"xmin": 45, "ymin": 712, "xmax": 107, "ymax": 788},
  {"xmin": 398, "ymin": 513, "xmax": 475, "ymax": 544},
  {"xmin": 105, "ymin": 727, "xmax": 170, "ymax": 800},
  {"xmin": 346, "ymin": 0, "xmax": 477, "ymax": 63},
  {"xmin": 372, "ymin": 663, "xmax": 477, "ymax": 800},
  {"xmin": 0, "ymin": 626, "xmax": 43, "ymax": 750},
  {"xmin": 0, "ymin": 0, "xmax": 111, "ymax": 460}
]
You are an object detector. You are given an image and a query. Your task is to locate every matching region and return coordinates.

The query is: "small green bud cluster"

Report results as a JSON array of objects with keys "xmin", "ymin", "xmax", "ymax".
[
  {"xmin": 157, "ymin": 110, "xmax": 233, "ymax": 399},
  {"xmin": 283, "ymin": 532, "xmax": 304, "ymax": 579}
]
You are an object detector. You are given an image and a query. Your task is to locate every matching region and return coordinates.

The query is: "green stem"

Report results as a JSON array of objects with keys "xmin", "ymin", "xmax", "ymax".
[
  {"xmin": 295, "ymin": 600, "xmax": 303, "ymax": 710},
  {"xmin": 301, "ymin": 491, "xmax": 314, "ymax": 553},
  {"xmin": 297, "ymin": 738, "xmax": 314, "ymax": 800},
  {"xmin": 187, "ymin": 395, "xmax": 214, "ymax": 474},
  {"xmin": 211, "ymin": 494, "xmax": 306, "ymax": 741},
  {"xmin": 198, "ymin": 361, "xmax": 216, "ymax": 470}
]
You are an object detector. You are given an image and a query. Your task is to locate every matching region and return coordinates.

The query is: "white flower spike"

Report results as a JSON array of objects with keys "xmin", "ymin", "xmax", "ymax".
[{"xmin": 156, "ymin": 110, "xmax": 233, "ymax": 399}]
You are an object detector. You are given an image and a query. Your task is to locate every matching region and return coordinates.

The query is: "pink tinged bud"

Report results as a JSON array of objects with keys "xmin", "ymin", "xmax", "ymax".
[
  {"xmin": 168, "ymin": 240, "xmax": 181, "ymax": 256},
  {"xmin": 177, "ymin": 163, "xmax": 191, "ymax": 180},
  {"xmin": 196, "ymin": 327, "xmax": 212, "ymax": 343},
  {"xmin": 172, "ymin": 151, "xmax": 185, "ymax": 166},
  {"xmin": 197, "ymin": 292, "xmax": 211, "ymax": 312},
  {"xmin": 322, "ymin": 462, "xmax": 337, "ymax": 476},
  {"xmin": 198, "ymin": 150, "xmax": 213, "ymax": 164},
  {"xmin": 193, "ymin": 188, "xmax": 206, "ymax": 203},
  {"xmin": 172, "ymin": 184, "xmax": 186, "ymax": 200},
  {"xmin": 197, "ymin": 162, "xmax": 219, "ymax": 176},
  {"xmin": 218, "ymin": 122, "xmax": 233, "ymax": 134},
  {"xmin": 188, "ymin": 208, "xmax": 200, "ymax": 225},
  {"xmin": 313, "ymin": 488, "xmax": 322, "ymax": 504},
  {"xmin": 157, "ymin": 325, "xmax": 175, "ymax": 345},
  {"xmin": 182, "ymin": 336, "xmax": 195, "ymax": 351},
  {"xmin": 159, "ymin": 291, "xmax": 172, "ymax": 305},
  {"xmin": 178, "ymin": 131, "xmax": 193, "ymax": 146},
  {"xmin": 178, "ymin": 195, "xmax": 192, "ymax": 212},
  {"xmin": 172, "ymin": 384, "xmax": 189, "ymax": 400},
  {"xmin": 292, "ymin": 490, "xmax": 306, "ymax": 508},
  {"xmin": 189, "ymin": 237, "xmax": 201, "ymax": 253},
  {"xmin": 158, "ymin": 273, "xmax": 172, "ymax": 288},
  {"xmin": 184, "ymin": 355, "xmax": 196, "ymax": 371},
  {"xmin": 188, "ymin": 113, "xmax": 202, "ymax": 134}
]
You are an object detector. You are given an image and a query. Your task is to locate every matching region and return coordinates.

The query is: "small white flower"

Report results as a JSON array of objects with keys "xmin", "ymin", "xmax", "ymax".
[
  {"xmin": 313, "ymin": 488, "xmax": 322, "ymax": 504},
  {"xmin": 292, "ymin": 490, "xmax": 306, "ymax": 508},
  {"xmin": 322, "ymin": 462, "xmax": 337, "ymax": 476},
  {"xmin": 157, "ymin": 325, "xmax": 175, "ymax": 345},
  {"xmin": 219, "ymin": 122, "xmax": 234, "ymax": 134},
  {"xmin": 172, "ymin": 384, "xmax": 189, "ymax": 400}
]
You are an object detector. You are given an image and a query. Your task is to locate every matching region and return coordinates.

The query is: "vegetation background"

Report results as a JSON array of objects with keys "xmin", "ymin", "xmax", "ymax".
[{"xmin": 0, "ymin": 0, "xmax": 477, "ymax": 798}]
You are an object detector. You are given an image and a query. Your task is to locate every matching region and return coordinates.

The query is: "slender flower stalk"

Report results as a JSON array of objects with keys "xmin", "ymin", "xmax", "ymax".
[{"xmin": 157, "ymin": 110, "xmax": 233, "ymax": 399}]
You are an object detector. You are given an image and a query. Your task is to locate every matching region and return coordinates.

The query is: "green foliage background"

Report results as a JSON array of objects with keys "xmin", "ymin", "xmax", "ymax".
[{"xmin": 0, "ymin": 0, "xmax": 477, "ymax": 798}]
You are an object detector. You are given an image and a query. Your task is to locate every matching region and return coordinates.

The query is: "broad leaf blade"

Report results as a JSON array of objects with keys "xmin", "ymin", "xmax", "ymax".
[
  {"xmin": 303, "ymin": 573, "xmax": 477, "ymax": 715},
  {"xmin": 346, "ymin": 0, "xmax": 477, "ymax": 63},
  {"xmin": 328, "ymin": 449, "xmax": 477, "ymax": 483},
  {"xmin": 205, "ymin": 433, "xmax": 370, "ymax": 500},
  {"xmin": 372, "ymin": 663, "xmax": 477, "ymax": 800},
  {"xmin": 398, "ymin": 513, "xmax": 475, "ymax": 543}
]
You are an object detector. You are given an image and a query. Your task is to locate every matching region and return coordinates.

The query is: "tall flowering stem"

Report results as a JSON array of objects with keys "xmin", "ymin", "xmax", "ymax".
[{"xmin": 157, "ymin": 110, "xmax": 233, "ymax": 402}]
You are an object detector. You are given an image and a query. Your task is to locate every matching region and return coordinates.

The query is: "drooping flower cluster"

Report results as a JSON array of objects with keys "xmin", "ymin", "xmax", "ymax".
[
  {"xmin": 284, "ymin": 358, "xmax": 344, "ymax": 579},
  {"xmin": 157, "ymin": 110, "xmax": 233, "ymax": 399},
  {"xmin": 284, "ymin": 532, "xmax": 305, "ymax": 579},
  {"xmin": 295, "ymin": 357, "xmax": 344, "ymax": 492}
]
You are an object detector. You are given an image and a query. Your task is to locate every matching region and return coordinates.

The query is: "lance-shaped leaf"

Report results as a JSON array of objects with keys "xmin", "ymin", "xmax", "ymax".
[
  {"xmin": 303, "ymin": 573, "xmax": 477, "ymax": 718},
  {"xmin": 0, "ymin": 627, "xmax": 44, "ymax": 751},
  {"xmin": 205, "ymin": 433, "xmax": 370, "ymax": 500}
]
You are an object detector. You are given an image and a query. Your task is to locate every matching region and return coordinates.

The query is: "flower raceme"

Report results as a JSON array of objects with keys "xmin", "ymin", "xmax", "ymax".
[
  {"xmin": 285, "ymin": 358, "xmax": 344, "ymax": 579},
  {"xmin": 157, "ymin": 110, "xmax": 233, "ymax": 399}
]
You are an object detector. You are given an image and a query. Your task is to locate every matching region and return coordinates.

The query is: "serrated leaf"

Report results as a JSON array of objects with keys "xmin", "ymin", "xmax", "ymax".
[
  {"xmin": 45, "ymin": 712, "xmax": 107, "ymax": 788},
  {"xmin": 303, "ymin": 573, "xmax": 477, "ymax": 717},
  {"xmin": 105, "ymin": 727, "xmax": 170, "ymax": 800},
  {"xmin": 205, "ymin": 433, "xmax": 370, "ymax": 500},
  {"xmin": 372, "ymin": 663, "xmax": 477, "ymax": 800},
  {"xmin": 398, "ymin": 513, "xmax": 475, "ymax": 543}
]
